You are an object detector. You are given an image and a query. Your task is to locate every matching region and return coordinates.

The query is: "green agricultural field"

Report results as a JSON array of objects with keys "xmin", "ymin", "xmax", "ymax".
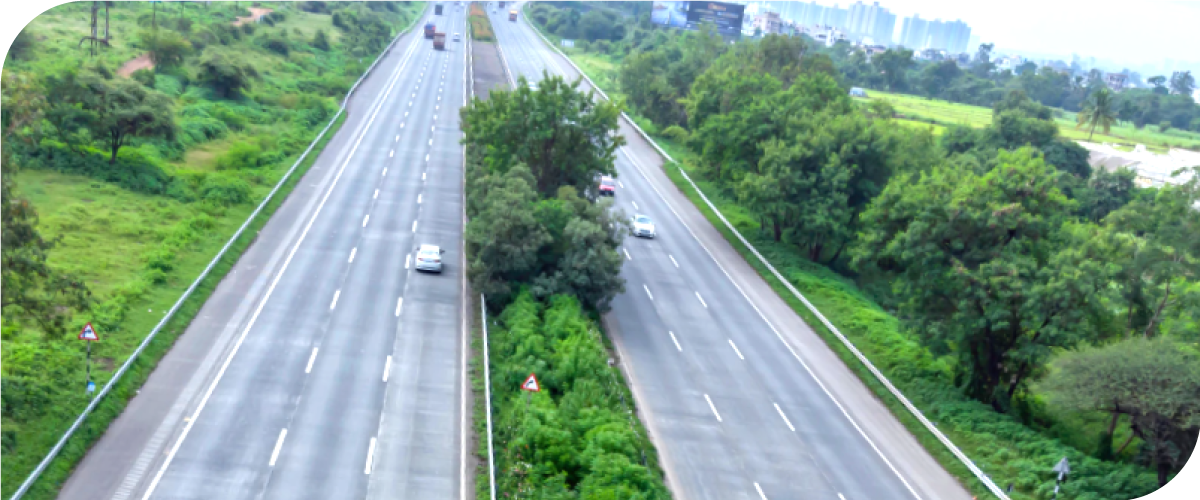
[{"xmin": 860, "ymin": 89, "xmax": 1200, "ymax": 152}]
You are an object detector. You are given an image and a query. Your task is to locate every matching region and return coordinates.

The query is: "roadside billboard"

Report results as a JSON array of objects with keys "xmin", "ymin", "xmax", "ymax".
[{"xmin": 651, "ymin": 1, "xmax": 745, "ymax": 37}]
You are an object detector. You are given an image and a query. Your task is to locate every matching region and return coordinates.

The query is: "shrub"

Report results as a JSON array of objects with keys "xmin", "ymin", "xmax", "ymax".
[
  {"xmin": 661, "ymin": 125, "xmax": 689, "ymax": 143},
  {"xmin": 142, "ymin": 247, "xmax": 177, "ymax": 273},
  {"xmin": 215, "ymin": 141, "xmax": 265, "ymax": 170},
  {"xmin": 1159, "ymin": 121, "xmax": 1172, "ymax": 132},
  {"xmin": 312, "ymin": 29, "xmax": 331, "ymax": 51},
  {"xmin": 131, "ymin": 68, "xmax": 156, "ymax": 88},
  {"xmin": 200, "ymin": 173, "xmax": 252, "ymax": 205}
]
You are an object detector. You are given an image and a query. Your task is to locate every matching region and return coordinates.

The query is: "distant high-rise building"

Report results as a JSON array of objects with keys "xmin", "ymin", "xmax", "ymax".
[
  {"xmin": 898, "ymin": 14, "xmax": 971, "ymax": 53},
  {"xmin": 845, "ymin": 1, "xmax": 895, "ymax": 44}
]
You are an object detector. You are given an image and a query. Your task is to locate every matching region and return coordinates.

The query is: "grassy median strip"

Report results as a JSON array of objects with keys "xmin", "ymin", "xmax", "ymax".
[
  {"xmin": 468, "ymin": 2, "xmax": 495, "ymax": 42},
  {"xmin": 480, "ymin": 292, "xmax": 668, "ymax": 499}
]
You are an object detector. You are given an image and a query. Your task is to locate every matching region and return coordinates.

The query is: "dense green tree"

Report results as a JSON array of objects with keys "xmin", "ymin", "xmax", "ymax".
[
  {"xmin": 195, "ymin": 48, "xmax": 259, "ymax": 98},
  {"xmin": 1077, "ymin": 166, "xmax": 1139, "ymax": 222},
  {"xmin": 138, "ymin": 29, "xmax": 192, "ymax": 69},
  {"xmin": 872, "ymin": 48, "xmax": 914, "ymax": 91},
  {"xmin": 854, "ymin": 148, "xmax": 1111, "ymax": 409},
  {"xmin": 1, "ymin": 76, "xmax": 92, "ymax": 335},
  {"xmin": 1039, "ymin": 338, "xmax": 1200, "ymax": 485},
  {"xmin": 1077, "ymin": 88, "xmax": 1118, "ymax": 141},
  {"xmin": 465, "ymin": 165, "xmax": 552, "ymax": 305},
  {"xmin": 89, "ymin": 77, "xmax": 177, "ymax": 162},
  {"xmin": 918, "ymin": 59, "xmax": 962, "ymax": 97},
  {"xmin": 1105, "ymin": 168, "xmax": 1200, "ymax": 338},
  {"xmin": 1148, "ymin": 75, "xmax": 1169, "ymax": 95},
  {"xmin": 461, "ymin": 73, "xmax": 624, "ymax": 198},
  {"xmin": 1169, "ymin": 70, "xmax": 1195, "ymax": 97}
]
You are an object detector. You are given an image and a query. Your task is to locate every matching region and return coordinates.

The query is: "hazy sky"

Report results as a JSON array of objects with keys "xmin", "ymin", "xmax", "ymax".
[{"xmin": 872, "ymin": 0, "xmax": 1199, "ymax": 66}]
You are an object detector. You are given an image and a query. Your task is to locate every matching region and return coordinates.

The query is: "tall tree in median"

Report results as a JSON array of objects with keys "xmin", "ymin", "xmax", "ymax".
[
  {"xmin": 465, "ymin": 165, "xmax": 551, "ymax": 305},
  {"xmin": 460, "ymin": 73, "xmax": 624, "ymax": 198},
  {"xmin": 854, "ymin": 148, "xmax": 1111, "ymax": 410},
  {"xmin": 1077, "ymin": 88, "xmax": 1118, "ymax": 141}
]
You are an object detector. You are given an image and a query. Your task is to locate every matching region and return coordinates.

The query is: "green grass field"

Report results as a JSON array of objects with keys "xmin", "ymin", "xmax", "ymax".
[{"xmin": 859, "ymin": 89, "xmax": 1200, "ymax": 152}]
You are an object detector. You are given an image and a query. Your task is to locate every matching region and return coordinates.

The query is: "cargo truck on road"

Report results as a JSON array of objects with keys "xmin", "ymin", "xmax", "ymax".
[
  {"xmin": 424, "ymin": 23, "xmax": 436, "ymax": 39},
  {"xmin": 509, "ymin": 9, "xmax": 517, "ymax": 21},
  {"xmin": 433, "ymin": 32, "xmax": 446, "ymax": 50},
  {"xmin": 435, "ymin": 3, "xmax": 443, "ymax": 15}
]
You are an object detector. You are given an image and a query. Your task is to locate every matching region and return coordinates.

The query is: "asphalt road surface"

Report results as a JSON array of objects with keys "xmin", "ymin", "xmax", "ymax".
[
  {"xmin": 58, "ymin": 6, "xmax": 472, "ymax": 500},
  {"xmin": 487, "ymin": 4, "xmax": 973, "ymax": 500}
]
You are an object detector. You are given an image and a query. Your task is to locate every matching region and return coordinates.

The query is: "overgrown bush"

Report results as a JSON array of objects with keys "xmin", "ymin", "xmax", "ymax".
[
  {"xmin": 199, "ymin": 173, "xmax": 252, "ymax": 206},
  {"xmin": 487, "ymin": 292, "xmax": 668, "ymax": 498}
]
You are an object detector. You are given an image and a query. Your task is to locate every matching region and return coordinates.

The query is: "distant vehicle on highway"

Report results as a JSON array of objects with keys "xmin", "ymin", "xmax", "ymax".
[
  {"xmin": 598, "ymin": 176, "xmax": 616, "ymax": 197},
  {"xmin": 632, "ymin": 215, "xmax": 656, "ymax": 238},
  {"xmin": 454, "ymin": 33, "xmax": 461, "ymax": 42},
  {"xmin": 433, "ymin": 32, "xmax": 446, "ymax": 50},
  {"xmin": 415, "ymin": 244, "xmax": 446, "ymax": 273},
  {"xmin": 424, "ymin": 23, "xmax": 436, "ymax": 39},
  {"xmin": 509, "ymin": 9, "xmax": 518, "ymax": 21}
]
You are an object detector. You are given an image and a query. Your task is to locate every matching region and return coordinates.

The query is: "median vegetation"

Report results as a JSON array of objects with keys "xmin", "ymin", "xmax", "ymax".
[
  {"xmin": 525, "ymin": 3, "xmax": 1197, "ymax": 499},
  {"xmin": 467, "ymin": 2, "xmax": 495, "ymax": 42},
  {"xmin": 1, "ymin": 2, "xmax": 423, "ymax": 497},
  {"xmin": 462, "ymin": 74, "xmax": 668, "ymax": 498}
]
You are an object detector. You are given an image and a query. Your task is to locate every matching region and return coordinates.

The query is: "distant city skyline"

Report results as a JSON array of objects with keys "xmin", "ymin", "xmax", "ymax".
[{"xmin": 732, "ymin": 0, "xmax": 1199, "ymax": 74}]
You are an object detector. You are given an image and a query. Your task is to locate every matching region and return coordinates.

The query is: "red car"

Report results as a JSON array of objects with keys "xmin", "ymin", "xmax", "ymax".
[{"xmin": 598, "ymin": 176, "xmax": 616, "ymax": 197}]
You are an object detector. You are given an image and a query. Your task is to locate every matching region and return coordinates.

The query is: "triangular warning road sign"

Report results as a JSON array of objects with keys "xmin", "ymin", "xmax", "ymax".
[
  {"xmin": 78, "ymin": 322, "xmax": 100, "ymax": 341},
  {"xmin": 521, "ymin": 373, "xmax": 540, "ymax": 392}
]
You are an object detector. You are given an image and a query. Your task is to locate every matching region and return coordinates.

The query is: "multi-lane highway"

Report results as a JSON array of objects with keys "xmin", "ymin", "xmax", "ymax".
[
  {"xmin": 488, "ymin": 4, "xmax": 972, "ymax": 500},
  {"xmin": 58, "ymin": 6, "xmax": 472, "ymax": 500}
]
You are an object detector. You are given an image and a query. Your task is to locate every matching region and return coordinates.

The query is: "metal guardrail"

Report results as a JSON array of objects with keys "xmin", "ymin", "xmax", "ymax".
[
  {"xmin": 7, "ymin": 6, "xmax": 430, "ymax": 500},
  {"xmin": 520, "ymin": 8, "xmax": 1011, "ymax": 500}
]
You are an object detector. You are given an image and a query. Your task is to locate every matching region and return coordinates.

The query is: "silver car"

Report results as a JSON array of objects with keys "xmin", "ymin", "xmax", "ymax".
[
  {"xmin": 632, "ymin": 214, "xmax": 656, "ymax": 239},
  {"xmin": 414, "ymin": 244, "xmax": 446, "ymax": 273}
]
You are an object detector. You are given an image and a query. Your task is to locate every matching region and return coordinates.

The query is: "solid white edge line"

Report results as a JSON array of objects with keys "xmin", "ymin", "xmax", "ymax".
[
  {"xmin": 364, "ymin": 437, "xmax": 377, "ymax": 474},
  {"xmin": 382, "ymin": 355, "xmax": 392, "ymax": 382},
  {"xmin": 362, "ymin": 214, "xmax": 370, "ymax": 227},
  {"xmin": 728, "ymin": 338, "xmax": 744, "ymax": 360},
  {"xmin": 617, "ymin": 147, "xmax": 928, "ymax": 499},
  {"xmin": 529, "ymin": 13, "xmax": 951, "ymax": 494},
  {"xmin": 330, "ymin": 290, "xmax": 340, "ymax": 310},
  {"xmin": 138, "ymin": 23, "xmax": 426, "ymax": 499},
  {"xmin": 668, "ymin": 331, "xmax": 682, "ymax": 352},
  {"xmin": 774, "ymin": 403, "xmax": 796, "ymax": 432},
  {"xmin": 268, "ymin": 428, "xmax": 287, "ymax": 467},
  {"xmin": 704, "ymin": 394, "xmax": 722, "ymax": 423},
  {"xmin": 755, "ymin": 482, "xmax": 768, "ymax": 500},
  {"xmin": 348, "ymin": 247, "xmax": 357, "ymax": 263},
  {"xmin": 696, "ymin": 291, "xmax": 707, "ymax": 308},
  {"xmin": 461, "ymin": 22, "xmax": 472, "ymax": 500},
  {"xmin": 643, "ymin": 284, "xmax": 653, "ymax": 301},
  {"xmin": 669, "ymin": 254, "xmax": 679, "ymax": 268},
  {"xmin": 623, "ymin": 248, "xmax": 631, "ymax": 260},
  {"xmin": 305, "ymin": 348, "xmax": 318, "ymax": 374},
  {"xmin": 395, "ymin": 297, "xmax": 403, "ymax": 317}
]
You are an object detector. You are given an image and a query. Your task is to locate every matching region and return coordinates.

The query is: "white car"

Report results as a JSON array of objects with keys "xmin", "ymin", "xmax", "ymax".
[
  {"xmin": 414, "ymin": 244, "xmax": 446, "ymax": 273},
  {"xmin": 632, "ymin": 214, "xmax": 656, "ymax": 239},
  {"xmin": 453, "ymin": 33, "xmax": 461, "ymax": 41}
]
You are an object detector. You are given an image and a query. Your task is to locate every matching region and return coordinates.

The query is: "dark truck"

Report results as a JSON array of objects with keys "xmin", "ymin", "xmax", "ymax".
[
  {"xmin": 433, "ymin": 32, "xmax": 446, "ymax": 50},
  {"xmin": 509, "ymin": 9, "xmax": 517, "ymax": 21},
  {"xmin": 435, "ymin": 3, "xmax": 443, "ymax": 15},
  {"xmin": 424, "ymin": 23, "xmax": 436, "ymax": 39}
]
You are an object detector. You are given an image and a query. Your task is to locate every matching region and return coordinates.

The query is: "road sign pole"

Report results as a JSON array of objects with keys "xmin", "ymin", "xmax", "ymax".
[{"xmin": 85, "ymin": 340, "xmax": 92, "ymax": 394}]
